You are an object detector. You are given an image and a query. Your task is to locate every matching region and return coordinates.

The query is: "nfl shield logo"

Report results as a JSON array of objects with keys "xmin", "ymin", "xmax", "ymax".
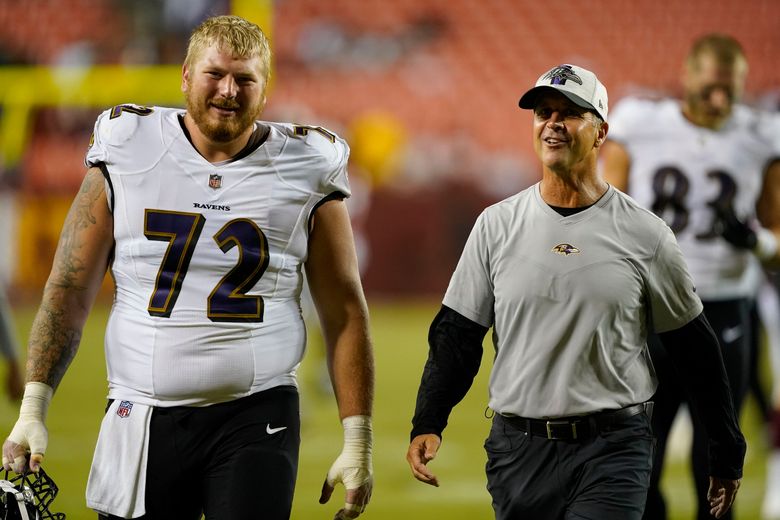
[
  {"xmin": 117, "ymin": 401, "xmax": 133, "ymax": 418},
  {"xmin": 209, "ymin": 174, "xmax": 222, "ymax": 190}
]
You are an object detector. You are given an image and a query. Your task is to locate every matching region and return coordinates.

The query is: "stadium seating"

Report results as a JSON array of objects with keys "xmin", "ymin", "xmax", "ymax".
[
  {"xmin": 4, "ymin": 0, "xmax": 779, "ymax": 183},
  {"xmin": 1, "ymin": 0, "xmax": 779, "ymax": 296}
]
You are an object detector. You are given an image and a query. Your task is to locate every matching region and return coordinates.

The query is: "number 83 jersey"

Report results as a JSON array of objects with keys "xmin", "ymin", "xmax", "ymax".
[
  {"xmin": 86, "ymin": 105, "xmax": 351, "ymax": 406},
  {"xmin": 607, "ymin": 97, "xmax": 780, "ymax": 300}
]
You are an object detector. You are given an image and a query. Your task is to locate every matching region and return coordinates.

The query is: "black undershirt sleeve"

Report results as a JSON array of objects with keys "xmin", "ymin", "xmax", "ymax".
[
  {"xmin": 657, "ymin": 311, "xmax": 747, "ymax": 479},
  {"xmin": 410, "ymin": 305, "xmax": 489, "ymax": 441}
]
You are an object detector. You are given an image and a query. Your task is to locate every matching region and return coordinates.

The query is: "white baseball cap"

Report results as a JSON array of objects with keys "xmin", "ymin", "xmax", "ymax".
[{"xmin": 518, "ymin": 64, "xmax": 608, "ymax": 121}]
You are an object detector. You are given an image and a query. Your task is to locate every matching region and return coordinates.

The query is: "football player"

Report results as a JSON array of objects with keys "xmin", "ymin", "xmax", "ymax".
[
  {"xmin": 2, "ymin": 15, "xmax": 374, "ymax": 520},
  {"xmin": 602, "ymin": 33, "xmax": 780, "ymax": 520}
]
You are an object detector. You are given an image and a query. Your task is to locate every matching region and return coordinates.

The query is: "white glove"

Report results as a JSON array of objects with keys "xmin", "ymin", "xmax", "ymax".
[
  {"xmin": 2, "ymin": 382, "xmax": 53, "ymax": 473},
  {"xmin": 755, "ymin": 227, "xmax": 779, "ymax": 261},
  {"xmin": 319, "ymin": 415, "xmax": 373, "ymax": 519}
]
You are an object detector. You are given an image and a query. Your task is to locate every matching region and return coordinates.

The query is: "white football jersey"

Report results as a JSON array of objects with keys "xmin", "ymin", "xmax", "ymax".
[
  {"xmin": 86, "ymin": 105, "xmax": 351, "ymax": 406},
  {"xmin": 608, "ymin": 97, "xmax": 780, "ymax": 300},
  {"xmin": 443, "ymin": 184, "xmax": 702, "ymax": 418}
]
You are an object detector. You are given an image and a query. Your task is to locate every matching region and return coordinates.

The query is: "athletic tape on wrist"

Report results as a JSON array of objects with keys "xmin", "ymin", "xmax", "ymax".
[
  {"xmin": 325, "ymin": 415, "xmax": 373, "ymax": 491},
  {"xmin": 341, "ymin": 415, "xmax": 373, "ymax": 461},
  {"xmin": 341, "ymin": 415, "xmax": 374, "ymax": 450},
  {"xmin": 755, "ymin": 227, "xmax": 779, "ymax": 261},
  {"xmin": 20, "ymin": 382, "xmax": 53, "ymax": 421}
]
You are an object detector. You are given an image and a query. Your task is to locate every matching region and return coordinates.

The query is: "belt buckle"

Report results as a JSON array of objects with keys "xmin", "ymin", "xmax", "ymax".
[{"xmin": 545, "ymin": 419, "xmax": 577, "ymax": 440}]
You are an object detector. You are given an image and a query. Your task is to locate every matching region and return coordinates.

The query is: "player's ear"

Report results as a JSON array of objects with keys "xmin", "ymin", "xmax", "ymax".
[{"xmin": 181, "ymin": 63, "xmax": 191, "ymax": 93}]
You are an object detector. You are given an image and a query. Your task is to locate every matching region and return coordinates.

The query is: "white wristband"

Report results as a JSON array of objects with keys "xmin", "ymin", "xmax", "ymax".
[
  {"xmin": 755, "ymin": 227, "xmax": 779, "ymax": 261},
  {"xmin": 19, "ymin": 382, "xmax": 53, "ymax": 421}
]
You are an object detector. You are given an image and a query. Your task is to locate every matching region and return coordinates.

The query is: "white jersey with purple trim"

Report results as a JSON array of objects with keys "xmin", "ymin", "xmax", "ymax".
[
  {"xmin": 608, "ymin": 97, "xmax": 780, "ymax": 300},
  {"xmin": 443, "ymin": 184, "xmax": 702, "ymax": 418},
  {"xmin": 85, "ymin": 104, "xmax": 351, "ymax": 406}
]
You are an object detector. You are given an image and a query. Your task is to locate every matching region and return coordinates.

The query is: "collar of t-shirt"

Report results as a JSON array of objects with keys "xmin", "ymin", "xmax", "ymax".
[
  {"xmin": 548, "ymin": 203, "xmax": 595, "ymax": 217},
  {"xmin": 177, "ymin": 114, "xmax": 270, "ymax": 163}
]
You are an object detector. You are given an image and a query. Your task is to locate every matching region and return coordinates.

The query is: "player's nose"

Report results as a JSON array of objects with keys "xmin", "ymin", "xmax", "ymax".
[
  {"xmin": 707, "ymin": 88, "xmax": 730, "ymax": 111},
  {"xmin": 218, "ymin": 75, "xmax": 239, "ymax": 98}
]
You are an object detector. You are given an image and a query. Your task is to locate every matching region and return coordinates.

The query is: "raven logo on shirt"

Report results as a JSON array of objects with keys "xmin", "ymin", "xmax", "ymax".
[{"xmin": 551, "ymin": 243, "xmax": 580, "ymax": 256}]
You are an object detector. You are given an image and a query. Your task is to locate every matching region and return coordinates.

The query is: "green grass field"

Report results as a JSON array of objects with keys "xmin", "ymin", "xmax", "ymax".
[{"xmin": 0, "ymin": 299, "xmax": 772, "ymax": 519}]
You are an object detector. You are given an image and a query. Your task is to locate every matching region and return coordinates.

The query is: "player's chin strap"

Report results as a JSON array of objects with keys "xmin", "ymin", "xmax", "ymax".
[{"xmin": 0, "ymin": 479, "xmax": 33, "ymax": 520}]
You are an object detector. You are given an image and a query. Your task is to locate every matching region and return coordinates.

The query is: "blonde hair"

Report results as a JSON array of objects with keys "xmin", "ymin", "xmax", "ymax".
[
  {"xmin": 184, "ymin": 15, "xmax": 272, "ymax": 81},
  {"xmin": 686, "ymin": 33, "xmax": 745, "ymax": 70}
]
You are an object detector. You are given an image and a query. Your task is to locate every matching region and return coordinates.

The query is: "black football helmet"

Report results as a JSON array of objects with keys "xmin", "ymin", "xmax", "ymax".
[{"xmin": 0, "ymin": 467, "xmax": 65, "ymax": 520}]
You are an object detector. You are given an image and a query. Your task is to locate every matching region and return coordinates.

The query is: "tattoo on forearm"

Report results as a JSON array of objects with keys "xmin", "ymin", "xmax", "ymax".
[{"xmin": 26, "ymin": 300, "xmax": 82, "ymax": 388}]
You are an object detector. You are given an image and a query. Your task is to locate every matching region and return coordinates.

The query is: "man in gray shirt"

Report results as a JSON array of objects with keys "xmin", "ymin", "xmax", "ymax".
[{"xmin": 406, "ymin": 64, "xmax": 745, "ymax": 520}]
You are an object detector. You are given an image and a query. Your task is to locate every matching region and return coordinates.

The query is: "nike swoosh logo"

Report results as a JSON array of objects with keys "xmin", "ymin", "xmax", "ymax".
[
  {"xmin": 266, "ymin": 424, "xmax": 287, "ymax": 435},
  {"xmin": 722, "ymin": 325, "xmax": 743, "ymax": 344}
]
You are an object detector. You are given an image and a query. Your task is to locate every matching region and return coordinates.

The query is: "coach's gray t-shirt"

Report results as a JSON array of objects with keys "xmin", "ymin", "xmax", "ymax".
[{"xmin": 443, "ymin": 183, "xmax": 702, "ymax": 418}]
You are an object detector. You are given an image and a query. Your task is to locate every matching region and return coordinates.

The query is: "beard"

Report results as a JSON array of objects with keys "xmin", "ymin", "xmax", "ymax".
[
  {"xmin": 685, "ymin": 92, "xmax": 730, "ymax": 127},
  {"xmin": 185, "ymin": 89, "xmax": 263, "ymax": 143}
]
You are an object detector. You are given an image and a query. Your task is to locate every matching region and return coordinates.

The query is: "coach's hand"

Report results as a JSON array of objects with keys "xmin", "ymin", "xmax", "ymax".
[
  {"xmin": 2, "ymin": 382, "xmax": 53, "ymax": 474},
  {"xmin": 707, "ymin": 476, "xmax": 741, "ymax": 518},
  {"xmin": 320, "ymin": 415, "xmax": 373, "ymax": 519},
  {"xmin": 407, "ymin": 433, "xmax": 441, "ymax": 487}
]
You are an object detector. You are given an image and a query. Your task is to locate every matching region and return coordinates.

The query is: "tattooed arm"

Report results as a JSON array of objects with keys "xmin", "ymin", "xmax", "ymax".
[
  {"xmin": 27, "ymin": 167, "xmax": 114, "ymax": 387},
  {"xmin": 2, "ymin": 167, "xmax": 113, "ymax": 472}
]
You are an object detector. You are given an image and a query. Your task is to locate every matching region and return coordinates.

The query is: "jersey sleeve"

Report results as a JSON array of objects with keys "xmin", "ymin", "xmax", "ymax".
[
  {"xmin": 325, "ymin": 134, "xmax": 351, "ymax": 199},
  {"xmin": 606, "ymin": 97, "xmax": 653, "ymax": 145},
  {"xmin": 442, "ymin": 212, "xmax": 494, "ymax": 328},
  {"xmin": 85, "ymin": 104, "xmax": 154, "ymax": 168},
  {"xmin": 647, "ymin": 225, "xmax": 704, "ymax": 333},
  {"xmin": 766, "ymin": 111, "xmax": 780, "ymax": 158},
  {"xmin": 85, "ymin": 109, "xmax": 112, "ymax": 167},
  {"xmin": 292, "ymin": 124, "xmax": 352, "ymax": 199}
]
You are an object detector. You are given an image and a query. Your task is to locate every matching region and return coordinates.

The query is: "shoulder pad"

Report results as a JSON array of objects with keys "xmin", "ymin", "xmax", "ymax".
[
  {"xmin": 611, "ymin": 97, "xmax": 664, "ymax": 120},
  {"xmin": 287, "ymin": 124, "xmax": 348, "ymax": 166},
  {"xmin": 734, "ymin": 105, "xmax": 780, "ymax": 150},
  {"xmin": 95, "ymin": 104, "xmax": 157, "ymax": 146},
  {"xmin": 609, "ymin": 97, "xmax": 671, "ymax": 137}
]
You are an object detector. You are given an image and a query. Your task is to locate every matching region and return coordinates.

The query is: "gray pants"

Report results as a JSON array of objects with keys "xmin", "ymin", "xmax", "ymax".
[{"xmin": 485, "ymin": 412, "xmax": 654, "ymax": 520}]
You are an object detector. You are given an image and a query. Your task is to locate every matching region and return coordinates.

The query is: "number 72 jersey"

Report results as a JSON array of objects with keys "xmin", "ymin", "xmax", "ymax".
[
  {"xmin": 607, "ymin": 97, "xmax": 780, "ymax": 300},
  {"xmin": 86, "ymin": 105, "xmax": 351, "ymax": 406}
]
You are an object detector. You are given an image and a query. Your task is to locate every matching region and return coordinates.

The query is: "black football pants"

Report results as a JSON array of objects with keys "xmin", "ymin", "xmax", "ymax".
[
  {"xmin": 99, "ymin": 385, "xmax": 300, "ymax": 520},
  {"xmin": 643, "ymin": 298, "xmax": 751, "ymax": 520}
]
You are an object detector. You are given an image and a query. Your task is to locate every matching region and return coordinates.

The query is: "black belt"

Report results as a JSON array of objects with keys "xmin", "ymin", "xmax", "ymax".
[{"xmin": 500, "ymin": 402, "xmax": 653, "ymax": 441}]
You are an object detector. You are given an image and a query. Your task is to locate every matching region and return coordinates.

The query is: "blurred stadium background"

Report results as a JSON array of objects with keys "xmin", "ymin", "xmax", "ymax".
[{"xmin": 0, "ymin": 0, "xmax": 778, "ymax": 518}]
